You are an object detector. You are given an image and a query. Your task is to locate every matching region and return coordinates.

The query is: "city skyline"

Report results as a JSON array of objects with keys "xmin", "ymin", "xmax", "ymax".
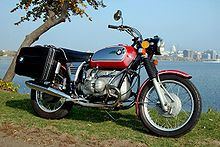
[{"xmin": 160, "ymin": 44, "xmax": 220, "ymax": 61}]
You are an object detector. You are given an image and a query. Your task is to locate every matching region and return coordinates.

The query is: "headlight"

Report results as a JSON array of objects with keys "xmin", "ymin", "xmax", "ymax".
[
  {"xmin": 158, "ymin": 39, "xmax": 164, "ymax": 47},
  {"xmin": 157, "ymin": 39, "xmax": 161, "ymax": 47},
  {"xmin": 153, "ymin": 36, "xmax": 163, "ymax": 55},
  {"xmin": 145, "ymin": 36, "xmax": 164, "ymax": 55}
]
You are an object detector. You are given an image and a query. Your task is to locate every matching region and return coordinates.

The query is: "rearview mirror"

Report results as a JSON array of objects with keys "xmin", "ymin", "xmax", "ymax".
[{"xmin": 114, "ymin": 10, "xmax": 122, "ymax": 21}]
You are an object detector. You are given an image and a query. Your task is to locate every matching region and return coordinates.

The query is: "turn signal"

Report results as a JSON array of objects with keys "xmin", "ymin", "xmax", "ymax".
[
  {"xmin": 142, "ymin": 48, "xmax": 146, "ymax": 55},
  {"xmin": 141, "ymin": 41, "xmax": 150, "ymax": 49},
  {"xmin": 153, "ymin": 59, "xmax": 159, "ymax": 65}
]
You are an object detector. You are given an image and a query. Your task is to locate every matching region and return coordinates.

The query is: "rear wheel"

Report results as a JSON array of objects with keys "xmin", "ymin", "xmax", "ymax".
[
  {"xmin": 31, "ymin": 89, "xmax": 73, "ymax": 119},
  {"xmin": 138, "ymin": 74, "xmax": 202, "ymax": 137}
]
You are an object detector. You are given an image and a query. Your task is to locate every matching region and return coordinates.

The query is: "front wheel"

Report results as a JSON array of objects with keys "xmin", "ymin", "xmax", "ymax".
[
  {"xmin": 138, "ymin": 74, "xmax": 202, "ymax": 137},
  {"xmin": 31, "ymin": 89, "xmax": 73, "ymax": 119}
]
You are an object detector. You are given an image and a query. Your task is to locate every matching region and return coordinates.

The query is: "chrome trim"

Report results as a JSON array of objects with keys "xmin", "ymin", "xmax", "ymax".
[
  {"xmin": 58, "ymin": 48, "xmax": 68, "ymax": 60},
  {"xmin": 91, "ymin": 46, "xmax": 126, "ymax": 61},
  {"xmin": 152, "ymin": 78, "xmax": 168, "ymax": 112},
  {"xmin": 25, "ymin": 81, "xmax": 72, "ymax": 101},
  {"xmin": 74, "ymin": 61, "xmax": 86, "ymax": 82},
  {"xmin": 55, "ymin": 62, "xmax": 61, "ymax": 74}
]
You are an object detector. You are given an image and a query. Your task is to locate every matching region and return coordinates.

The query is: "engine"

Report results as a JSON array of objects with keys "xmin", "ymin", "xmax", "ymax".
[{"xmin": 79, "ymin": 69, "xmax": 131, "ymax": 101}]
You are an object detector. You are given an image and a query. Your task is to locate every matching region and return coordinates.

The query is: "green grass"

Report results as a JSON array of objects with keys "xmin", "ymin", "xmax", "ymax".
[{"xmin": 0, "ymin": 91, "xmax": 219, "ymax": 146}]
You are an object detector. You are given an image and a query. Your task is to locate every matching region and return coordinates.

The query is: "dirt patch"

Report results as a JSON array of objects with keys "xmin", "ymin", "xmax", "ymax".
[
  {"xmin": 203, "ymin": 139, "xmax": 220, "ymax": 147},
  {"xmin": 0, "ymin": 122, "xmax": 147, "ymax": 147},
  {"xmin": 0, "ymin": 122, "xmax": 79, "ymax": 147},
  {"xmin": 0, "ymin": 131, "xmax": 37, "ymax": 147}
]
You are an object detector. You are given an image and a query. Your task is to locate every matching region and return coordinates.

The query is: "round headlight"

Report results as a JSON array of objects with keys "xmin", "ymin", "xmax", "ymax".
[
  {"xmin": 157, "ymin": 39, "xmax": 164, "ymax": 48},
  {"xmin": 156, "ymin": 38, "xmax": 164, "ymax": 55},
  {"xmin": 157, "ymin": 40, "xmax": 161, "ymax": 47}
]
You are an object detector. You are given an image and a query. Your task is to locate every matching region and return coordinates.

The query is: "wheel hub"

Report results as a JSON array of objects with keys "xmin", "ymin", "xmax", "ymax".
[{"xmin": 157, "ymin": 93, "xmax": 182, "ymax": 117}]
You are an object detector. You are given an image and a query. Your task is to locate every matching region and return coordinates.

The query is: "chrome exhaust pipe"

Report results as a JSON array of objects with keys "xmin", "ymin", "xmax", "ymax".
[
  {"xmin": 25, "ymin": 81, "xmax": 72, "ymax": 101},
  {"xmin": 25, "ymin": 81, "xmax": 117, "ymax": 108}
]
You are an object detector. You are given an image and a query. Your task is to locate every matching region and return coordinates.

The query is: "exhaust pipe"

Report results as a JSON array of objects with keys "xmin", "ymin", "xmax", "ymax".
[
  {"xmin": 25, "ymin": 81, "xmax": 72, "ymax": 101},
  {"xmin": 25, "ymin": 81, "xmax": 118, "ymax": 108}
]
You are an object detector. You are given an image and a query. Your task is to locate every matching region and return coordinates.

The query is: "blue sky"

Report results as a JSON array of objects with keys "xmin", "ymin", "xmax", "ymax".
[{"xmin": 0, "ymin": 0, "xmax": 219, "ymax": 52}]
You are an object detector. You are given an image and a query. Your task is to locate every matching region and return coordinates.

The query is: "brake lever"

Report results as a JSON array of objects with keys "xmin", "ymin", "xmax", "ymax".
[{"xmin": 118, "ymin": 25, "xmax": 125, "ymax": 31}]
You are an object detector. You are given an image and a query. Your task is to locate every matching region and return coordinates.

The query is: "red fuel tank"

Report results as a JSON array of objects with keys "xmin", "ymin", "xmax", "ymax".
[{"xmin": 90, "ymin": 45, "xmax": 137, "ymax": 69}]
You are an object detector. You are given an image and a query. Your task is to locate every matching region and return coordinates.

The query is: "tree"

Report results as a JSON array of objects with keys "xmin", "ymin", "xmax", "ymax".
[{"xmin": 3, "ymin": 0, "xmax": 105, "ymax": 82}]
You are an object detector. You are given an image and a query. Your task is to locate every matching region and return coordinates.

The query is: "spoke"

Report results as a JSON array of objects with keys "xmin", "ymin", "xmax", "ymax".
[
  {"xmin": 47, "ymin": 104, "xmax": 52, "ymax": 110},
  {"xmin": 147, "ymin": 97, "xmax": 157, "ymax": 103},
  {"xmin": 181, "ymin": 108, "xmax": 190, "ymax": 118},
  {"xmin": 175, "ymin": 116, "xmax": 179, "ymax": 128},
  {"xmin": 167, "ymin": 83, "xmax": 173, "ymax": 93},
  {"xmin": 182, "ymin": 97, "xmax": 191, "ymax": 105},
  {"xmin": 161, "ymin": 122, "xmax": 166, "ymax": 128},
  {"xmin": 177, "ymin": 86, "xmax": 180, "ymax": 97},
  {"xmin": 166, "ymin": 118, "xmax": 173, "ymax": 128},
  {"xmin": 53, "ymin": 103, "xmax": 58, "ymax": 110},
  {"xmin": 167, "ymin": 84, "xmax": 172, "ymax": 91}
]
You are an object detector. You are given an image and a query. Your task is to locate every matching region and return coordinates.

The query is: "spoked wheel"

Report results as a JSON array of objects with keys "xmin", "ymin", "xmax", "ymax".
[
  {"xmin": 31, "ymin": 89, "xmax": 73, "ymax": 119},
  {"xmin": 138, "ymin": 74, "xmax": 202, "ymax": 137}
]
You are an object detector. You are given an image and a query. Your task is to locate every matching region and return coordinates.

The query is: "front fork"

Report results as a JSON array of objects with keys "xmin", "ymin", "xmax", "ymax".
[{"xmin": 143, "ymin": 58, "xmax": 171, "ymax": 112}]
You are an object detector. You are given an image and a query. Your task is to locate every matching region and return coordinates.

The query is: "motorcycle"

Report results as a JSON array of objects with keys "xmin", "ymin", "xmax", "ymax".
[{"xmin": 15, "ymin": 10, "xmax": 202, "ymax": 137}]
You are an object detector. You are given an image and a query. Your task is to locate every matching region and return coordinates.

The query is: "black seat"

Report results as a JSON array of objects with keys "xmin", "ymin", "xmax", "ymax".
[{"xmin": 61, "ymin": 48, "xmax": 93, "ymax": 62}]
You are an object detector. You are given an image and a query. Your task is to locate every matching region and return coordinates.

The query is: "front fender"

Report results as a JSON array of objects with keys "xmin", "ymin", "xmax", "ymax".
[
  {"xmin": 158, "ymin": 70, "xmax": 192, "ymax": 79},
  {"xmin": 135, "ymin": 70, "xmax": 192, "ymax": 116}
]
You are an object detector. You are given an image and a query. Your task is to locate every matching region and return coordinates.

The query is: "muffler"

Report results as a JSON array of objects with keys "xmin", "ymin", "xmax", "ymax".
[
  {"xmin": 25, "ymin": 81, "xmax": 119, "ymax": 109},
  {"xmin": 25, "ymin": 81, "xmax": 72, "ymax": 101}
]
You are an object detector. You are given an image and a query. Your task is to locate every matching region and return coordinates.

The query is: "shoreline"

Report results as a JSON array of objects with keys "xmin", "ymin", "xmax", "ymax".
[
  {"xmin": 1, "ymin": 55, "xmax": 220, "ymax": 63},
  {"xmin": 0, "ymin": 50, "xmax": 17, "ymax": 57}
]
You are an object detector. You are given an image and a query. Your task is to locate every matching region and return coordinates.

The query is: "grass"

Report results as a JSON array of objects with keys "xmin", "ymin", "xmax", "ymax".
[{"xmin": 0, "ymin": 91, "xmax": 219, "ymax": 146}]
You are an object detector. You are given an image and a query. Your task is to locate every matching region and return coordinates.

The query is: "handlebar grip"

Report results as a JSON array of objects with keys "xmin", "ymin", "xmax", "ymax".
[{"xmin": 108, "ymin": 25, "xmax": 118, "ymax": 29}]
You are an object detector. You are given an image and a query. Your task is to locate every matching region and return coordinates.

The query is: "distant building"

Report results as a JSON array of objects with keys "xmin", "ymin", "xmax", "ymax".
[
  {"xmin": 0, "ymin": 50, "xmax": 3, "ymax": 56},
  {"xmin": 171, "ymin": 45, "xmax": 177, "ymax": 54},
  {"xmin": 177, "ymin": 51, "xmax": 183, "ymax": 58},
  {"xmin": 183, "ymin": 50, "xmax": 188, "ymax": 58},
  {"xmin": 206, "ymin": 50, "xmax": 217, "ymax": 59},
  {"xmin": 183, "ymin": 50, "xmax": 194, "ymax": 59},
  {"xmin": 193, "ymin": 52, "xmax": 202, "ymax": 61},
  {"xmin": 160, "ymin": 46, "xmax": 169, "ymax": 56},
  {"xmin": 202, "ymin": 53, "xmax": 211, "ymax": 60}
]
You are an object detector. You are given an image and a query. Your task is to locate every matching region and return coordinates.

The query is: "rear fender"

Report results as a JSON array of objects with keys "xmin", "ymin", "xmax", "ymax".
[{"xmin": 135, "ymin": 70, "xmax": 192, "ymax": 116}]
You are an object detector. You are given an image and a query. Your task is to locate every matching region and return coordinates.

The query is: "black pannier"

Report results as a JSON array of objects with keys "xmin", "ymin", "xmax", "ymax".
[{"xmin": 15, "ymin": 46, "xmax": 64, "ymax": 82}]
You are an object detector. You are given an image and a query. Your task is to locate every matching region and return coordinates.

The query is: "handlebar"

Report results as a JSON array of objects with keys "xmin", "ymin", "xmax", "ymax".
[
  {"xmin": 108, "ymin": 24, "xmax": 143, "ymax": 41},
  {"xmin": 108, "ymin": 25, "xmax": 119, "ymax": 29},
  {"xmin": 108, "ymin": 24, "xmax": 163, "ymax": 56}
]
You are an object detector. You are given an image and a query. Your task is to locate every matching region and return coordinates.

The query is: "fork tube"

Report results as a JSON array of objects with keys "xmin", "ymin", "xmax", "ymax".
[
  {"xmin": 142, "ymin": 58, "xmax": 157, "ymax": 79},
  {"xmin": 152, "ymin": 78, "xmax": 168, "ymax": 111},
  {"xmin": 143, "ymin": 58, "xmax": 168, "ymax": 111}
]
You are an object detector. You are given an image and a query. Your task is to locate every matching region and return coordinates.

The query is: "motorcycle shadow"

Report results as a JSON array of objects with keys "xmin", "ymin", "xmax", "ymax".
[
  {"xmin": 6, "ymin": 99, "xmax": 149, "ymax": 135},
  {"xmin": 6, "ymin": 99, "xmax": 34, "ymax": 115},
  {"xmin": 67, "ymin": 105, "xmax": 149, "ymax": 134}
]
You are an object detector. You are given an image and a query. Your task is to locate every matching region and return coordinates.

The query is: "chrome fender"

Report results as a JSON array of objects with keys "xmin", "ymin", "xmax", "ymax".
[{"xmin": 135, "ymin": 70, "xmax": 192, "ymax": 116}]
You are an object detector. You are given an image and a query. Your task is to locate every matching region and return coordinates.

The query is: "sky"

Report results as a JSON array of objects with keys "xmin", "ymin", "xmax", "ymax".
[{"xmin": 0, "ymin": 0, "xmax": 220, "ymax": 52}]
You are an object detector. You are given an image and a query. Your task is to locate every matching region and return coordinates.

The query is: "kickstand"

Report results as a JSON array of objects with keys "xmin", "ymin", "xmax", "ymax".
[{"xmin": 105, "ymin": 110, "xmax": 116, "ymax": 121}]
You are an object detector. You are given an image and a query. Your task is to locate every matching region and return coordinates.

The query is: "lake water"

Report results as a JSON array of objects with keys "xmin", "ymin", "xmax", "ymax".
[{"xmin": 0, "ymin": 56, "xmax": 219, "ymax": 112}]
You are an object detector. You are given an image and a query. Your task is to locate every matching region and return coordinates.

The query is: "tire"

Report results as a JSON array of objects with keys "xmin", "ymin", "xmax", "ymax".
[
  {"xmin": 138, "ymin": 74, "xmax": 202, "ymax": 137},
  {"xmin": 31, "ymin": 89, "xmax": 73, "ymax": 119}
]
